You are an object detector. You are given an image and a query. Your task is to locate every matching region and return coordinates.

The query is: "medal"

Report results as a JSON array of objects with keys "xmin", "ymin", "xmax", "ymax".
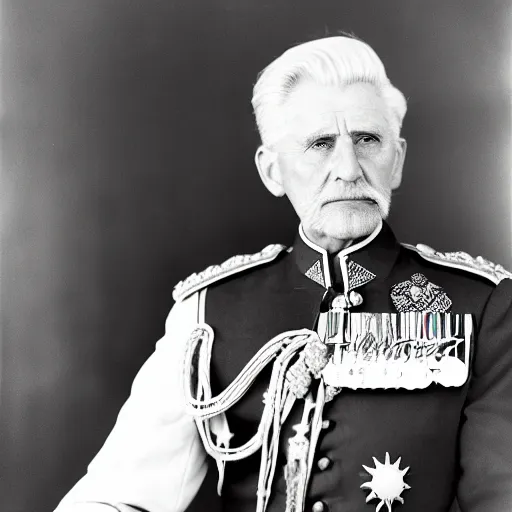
[
  {"xmin": 361, "ymin": 452, "xmax": 411, "ymax": 511},
  {"xmin": 390, "ymin": 273, "xmax": 452, "ymax": 313},
  {"xmin": 321, "ymin": 311, "xmax": 472, "ymax": 389}
]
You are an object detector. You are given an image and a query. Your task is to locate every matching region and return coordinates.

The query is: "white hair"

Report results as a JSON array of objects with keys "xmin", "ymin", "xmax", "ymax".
[{"xmin": 251, "ymin": 36, "xmax": 407, "ymax": 147}]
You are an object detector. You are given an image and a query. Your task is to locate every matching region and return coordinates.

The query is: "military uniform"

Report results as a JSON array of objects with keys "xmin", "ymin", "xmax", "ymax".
[{"xmin": 55, "ymin": 221, "xmax": 512, "ymax": 512}]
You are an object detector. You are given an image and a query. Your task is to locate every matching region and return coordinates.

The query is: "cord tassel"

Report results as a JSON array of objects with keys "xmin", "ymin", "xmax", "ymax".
[
  {"xmin": 182, "ymin": 324, "xmax": 329, "ymax": 512},
  {"xmin": 285, "ymin": 395, "xmax": 316, "ymax": 512}
]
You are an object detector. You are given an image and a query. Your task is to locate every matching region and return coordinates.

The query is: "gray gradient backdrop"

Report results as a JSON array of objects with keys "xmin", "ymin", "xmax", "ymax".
[{"xmin": 2, "ymin": 1, "xmax": 511, "ymax": 511}]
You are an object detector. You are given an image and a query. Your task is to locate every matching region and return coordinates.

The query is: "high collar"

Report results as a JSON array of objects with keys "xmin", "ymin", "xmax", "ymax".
[{"xmin": 291, "ymin": 220, "xmax": 401, "ymax": 291}]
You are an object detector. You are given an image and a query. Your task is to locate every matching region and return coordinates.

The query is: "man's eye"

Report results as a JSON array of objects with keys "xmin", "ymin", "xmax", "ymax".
[
  {"xmin": 310, "ymin": 137, "xmax": 335, "ymax": 150},
  {"xmin": 354, "ymin": 133, "xmax": 380, "ymax": 145}
]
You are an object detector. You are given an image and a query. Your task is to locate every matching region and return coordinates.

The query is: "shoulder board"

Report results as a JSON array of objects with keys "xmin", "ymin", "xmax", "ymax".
[
  {"xmin": 402, "ymin": 242, "xmax": 512, "ymax": 285},
  {"xmin": 172, "ymin": 243, "xmax": 288, "ymax": 302}
]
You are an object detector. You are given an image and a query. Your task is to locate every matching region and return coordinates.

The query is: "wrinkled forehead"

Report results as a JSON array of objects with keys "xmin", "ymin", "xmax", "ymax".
[
  {"xmin": 282, "ymin": 108, "xmax": 392, "ymax": 140},
  {"xmin": 272, "ymin": 82, "xmax": 395, "ymax": 144}
]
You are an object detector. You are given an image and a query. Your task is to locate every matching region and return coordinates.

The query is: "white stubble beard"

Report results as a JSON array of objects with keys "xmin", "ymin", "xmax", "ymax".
[{"xmin": 303, "ymin": 179, "xmax": 392, "ymax": 247}]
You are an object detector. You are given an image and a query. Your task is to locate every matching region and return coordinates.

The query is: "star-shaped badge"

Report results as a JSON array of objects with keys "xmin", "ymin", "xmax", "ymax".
[{"xmin": 361, "ymin": 452, "xmax": 410, "ymax": 512}]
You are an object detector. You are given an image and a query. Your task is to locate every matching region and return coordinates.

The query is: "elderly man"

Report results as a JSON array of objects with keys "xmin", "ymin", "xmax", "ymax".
[{"xmin": 55, "ymin": 35, "xmax": 512, "ymax": 512}]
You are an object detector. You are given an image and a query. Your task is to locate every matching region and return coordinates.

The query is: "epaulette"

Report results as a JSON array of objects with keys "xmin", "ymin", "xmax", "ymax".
[
  {"xmin": 172, "ymin": 244, "xmax": 288, "ymax": 302},
  {"xmin": 402, "ymin": 242, "xmax": 512, "ymax": 285}
]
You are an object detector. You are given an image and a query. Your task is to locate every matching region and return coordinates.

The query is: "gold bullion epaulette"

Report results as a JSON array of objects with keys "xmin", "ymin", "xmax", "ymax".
[
  {"xmin": 402, "ymin": 243, "xmax": 512, "ymax": 285},
  {"xmin": 172, "ymin": 244, "xmax": 288, "ymax": 302}
]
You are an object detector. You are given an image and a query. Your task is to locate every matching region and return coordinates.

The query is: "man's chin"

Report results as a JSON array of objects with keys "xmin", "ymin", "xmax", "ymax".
[{"xmin": 320, "ymin": 205, "xmax": 384, "ymax": 241}]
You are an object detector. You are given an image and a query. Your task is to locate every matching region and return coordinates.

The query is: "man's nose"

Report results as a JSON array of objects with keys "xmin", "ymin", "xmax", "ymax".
[{"xmin": 328, "ymin": 135, "xmax": 363, "ymax": 182}]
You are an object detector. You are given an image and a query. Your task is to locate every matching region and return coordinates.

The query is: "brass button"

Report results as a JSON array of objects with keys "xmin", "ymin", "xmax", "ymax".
[
  {"xmin": 312, "ymin": 501, "xmax": 325, "ymax": 512},
  {"xmin": 317, "ymin": 456, "xmax": 331, "ymax": 471},
  {"xmin": 349, "ymin": 290, "xmax": 363, "ymax": 306},
  {"xmin": 321, "ymin": 419, "xmax": 330, "ymax": 430}
]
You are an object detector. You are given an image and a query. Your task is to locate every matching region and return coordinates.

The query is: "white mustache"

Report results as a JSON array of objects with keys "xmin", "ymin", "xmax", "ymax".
[
  {"xmin": 322, "ymin": 181, "xmax": 391, "ymax": 216},
  {"xmin": 323, "ymin": 186, "xmax": 386, "ymax": 203}
]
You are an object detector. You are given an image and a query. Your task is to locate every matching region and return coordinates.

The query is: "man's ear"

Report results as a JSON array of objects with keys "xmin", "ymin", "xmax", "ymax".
[
  {"xmin": 254, "ymin": 145, "xmax": 285, "ymax": 197},
  {"xmin": 390, "ymin": 138, "xmax": 407, "ymax": 190}
]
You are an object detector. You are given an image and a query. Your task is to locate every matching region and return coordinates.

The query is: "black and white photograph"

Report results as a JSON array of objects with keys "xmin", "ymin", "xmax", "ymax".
[{"xmin": 2, "ymin": 2, "xmax": 511, "ymax": 512}]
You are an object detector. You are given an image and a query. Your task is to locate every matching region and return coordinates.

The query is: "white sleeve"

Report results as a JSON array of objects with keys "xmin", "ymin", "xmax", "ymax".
[{"xmin": 54, "ymin": 293, "xmax": 208, "ymax": 512}]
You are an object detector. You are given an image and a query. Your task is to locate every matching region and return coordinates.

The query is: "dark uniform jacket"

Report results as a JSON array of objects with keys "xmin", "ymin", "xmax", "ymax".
[
  {"xmin": 54, "ymin": 221, "xmax": 512, "ymax": 512},
  {"xmin": 184, "ymin": 221, "xmax": 512, "ymax": 512}
]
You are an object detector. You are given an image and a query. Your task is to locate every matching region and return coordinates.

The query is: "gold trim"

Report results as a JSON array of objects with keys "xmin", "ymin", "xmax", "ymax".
[
  {"xmin": 403, "ymin": 243, "xmax": 512, "ymax": 285},
  {"xmin": 173, "ymin": 244, "xmax": 287, "ymax": 302}
]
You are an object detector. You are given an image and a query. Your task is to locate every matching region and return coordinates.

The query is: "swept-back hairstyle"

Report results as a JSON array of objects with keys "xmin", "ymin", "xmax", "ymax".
[{"xmin": 251, "ymin": 35, "xmax": 407, "ymax": 147}]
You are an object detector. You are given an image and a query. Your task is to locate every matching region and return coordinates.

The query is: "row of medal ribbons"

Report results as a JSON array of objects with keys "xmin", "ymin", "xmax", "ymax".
[{"xmin": 321, "ymin": 312, "xmax": 472, "ymax": 390}]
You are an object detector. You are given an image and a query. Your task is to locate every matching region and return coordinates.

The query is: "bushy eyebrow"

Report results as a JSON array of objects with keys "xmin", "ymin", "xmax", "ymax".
[
  {"xmin": 300, "ymin": 128, "xmax": 384, "ymax": 149},
  {"xmin": 302, "ymin": 131, "xmax": 339, "ymax": 148}
]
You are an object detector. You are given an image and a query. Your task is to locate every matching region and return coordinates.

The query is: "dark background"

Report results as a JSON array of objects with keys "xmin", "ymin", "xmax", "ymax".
[{"xmin": 1, "ymin": 1, "xmax": 511, "ymax": 511}]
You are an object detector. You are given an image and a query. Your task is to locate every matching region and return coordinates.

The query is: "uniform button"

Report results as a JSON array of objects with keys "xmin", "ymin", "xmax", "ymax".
[
  {"xmin": 312, "ymin": 501, "xmax": 326, "ymax": 512},
  {"xmin": 321, "ymin": 420, "xmax": 330, "ymax": 430},
  {"xmin": 317, "ymin": 457, "xmax": 331, "ymax": 471},
  {"xmin": 349, "ymin": 290, "xmax": 363, "ymax": 306}
]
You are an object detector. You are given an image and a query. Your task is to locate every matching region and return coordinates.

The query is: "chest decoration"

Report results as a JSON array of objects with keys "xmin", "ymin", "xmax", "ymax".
[
  {"xmin": 183, "ymin": 323, "xmax": 327, "ymax": 512},
  {"xmin": 305, "ymin": 260, "xmax": 326, "ymax": 287},
  {"xmin": 181, "ymin": 263, "xmax": 470, "ymax": 512},
  {"xmin": 361, "ymin": 452, "xmax": 411, "ymax": 512},
  {"xmin": 321, "ymin": 309, "xmax": 472, "ymax": 389},
  {"xmin": 390, "ymin": 273, "xmax": 452, "ymax": 313}
]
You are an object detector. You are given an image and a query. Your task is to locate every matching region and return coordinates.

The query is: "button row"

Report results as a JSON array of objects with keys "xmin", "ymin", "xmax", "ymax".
[{"xmin": 312, "ymin": 420, "xmax": 332, "ymax": 511}]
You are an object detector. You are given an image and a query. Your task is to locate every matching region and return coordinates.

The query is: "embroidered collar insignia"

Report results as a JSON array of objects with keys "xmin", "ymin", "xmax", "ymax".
[
  {"xmin": 390, "ymin": 273, "xmax": 452, "ymax": 313},
  {"xmin": 304, "ymin": 258, "xmax": 376, "ymax": 290},
  {"xmin": 347, "ymin": 260, "xmax": 376, "ymax": 291},
  {"xmin": 305, "ymin": 260, "xmax": 325, "ymax": 288}
]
